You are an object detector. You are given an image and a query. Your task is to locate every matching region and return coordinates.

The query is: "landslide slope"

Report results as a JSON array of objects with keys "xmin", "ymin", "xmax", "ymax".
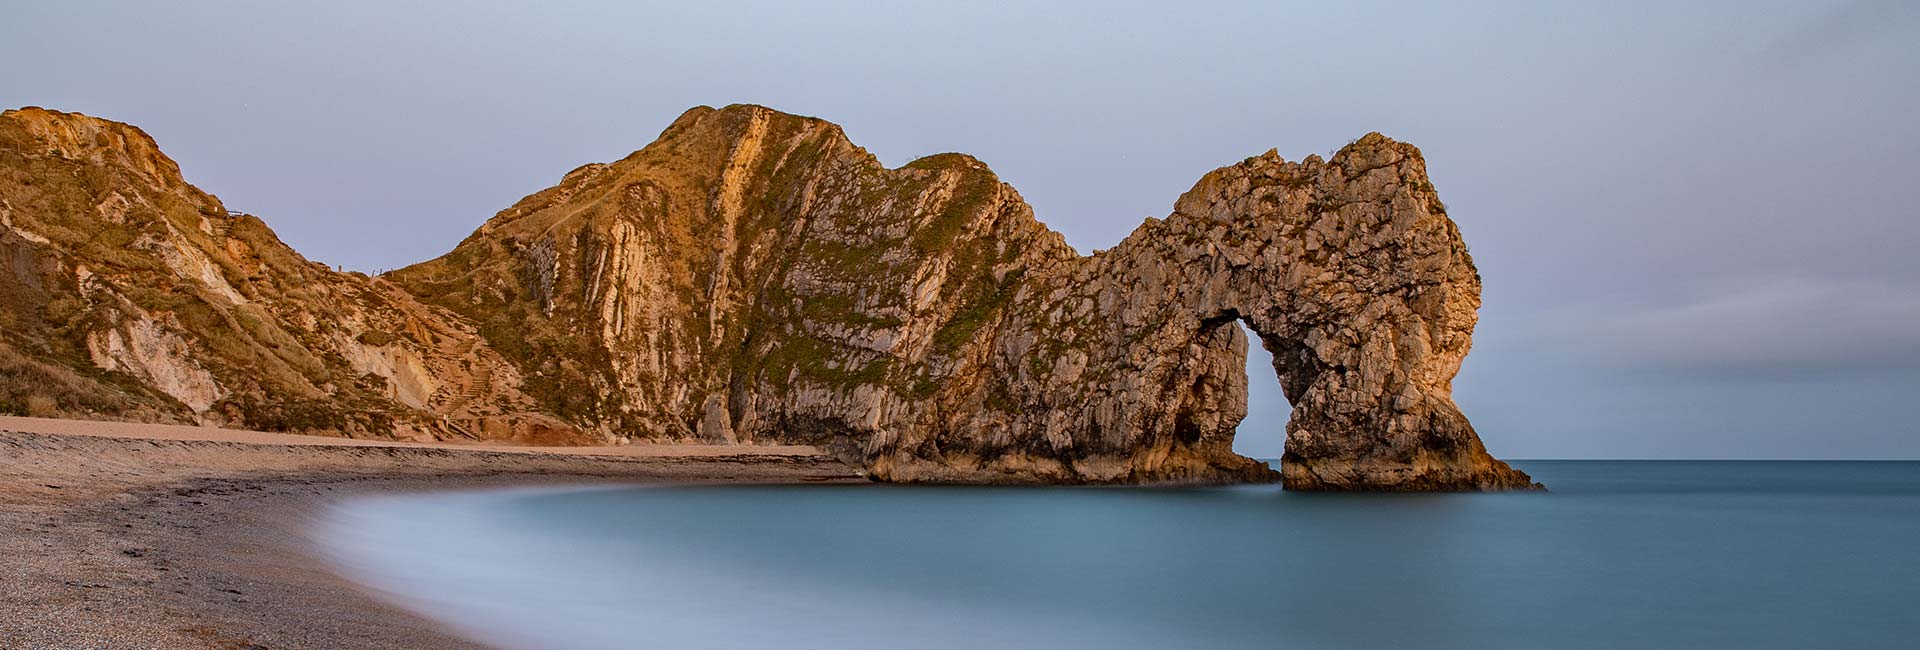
[{"xmin": 0, "ymin": 107, "xmax": 574, "ymax": 443}]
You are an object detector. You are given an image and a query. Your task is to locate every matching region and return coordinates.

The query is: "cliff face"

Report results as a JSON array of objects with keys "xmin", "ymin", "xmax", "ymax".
[
  {"xmin": 389, "ymin": 105, "xmax": 1534, "ymax": 490},
  {"xmin": 968, "ymin": 138, "xmax": 1534, "ymax": 489},
  {"xmin": 0, "ymin": 107, "xmax": 579, "ymax": 443},
  {"xmin": 1, "ymin": 103, "xmax": 1533, "ymax": 489}
]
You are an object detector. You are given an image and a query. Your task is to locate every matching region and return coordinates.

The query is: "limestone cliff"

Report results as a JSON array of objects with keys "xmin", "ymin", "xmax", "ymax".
[
  {"xmin": 0, "ymin": 104, "xmax": 1533, "ymax": 489},
  {"xmin": 0, "ymin": 107, "xmax": 578, "ymax": 443},
  {"xmin": 390, "ymin": 105, "xmax": 1535, "ymax": 490}
]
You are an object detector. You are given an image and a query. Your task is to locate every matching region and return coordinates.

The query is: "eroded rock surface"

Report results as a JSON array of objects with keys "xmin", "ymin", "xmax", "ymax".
[
  {"xmin": 1, "ymin": 104, "xmax": 1534, "ymax": 489},
  {"xmin": 391, "ymin": 105, "xmax": 1535, "ymax": 489},
  {"xmin": 965, "ymin": 137, "xmax": 1538, "ymax": 490},
  {"xmin": 0, "ymin": 107, "xmax": 578, "ymax": 443}
]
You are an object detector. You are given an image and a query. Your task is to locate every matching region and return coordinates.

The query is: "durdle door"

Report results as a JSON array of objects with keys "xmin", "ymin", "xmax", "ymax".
[
  {"xmin": 860, "ymin": 132, "xmax": 1538, "ymax": 490},
  {"xmin": 0, "ymin": 104, "xmax": 1535, "ymax": 490}
]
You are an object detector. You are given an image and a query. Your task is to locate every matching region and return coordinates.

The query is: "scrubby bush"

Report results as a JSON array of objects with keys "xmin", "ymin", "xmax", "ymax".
[
  {"xmin": 24, "ymin": 395, "xmax": 57, "ymax": 417},
  {"xmin": 0, "ymin": 343, "xmax": 149, "ymax": 418}
]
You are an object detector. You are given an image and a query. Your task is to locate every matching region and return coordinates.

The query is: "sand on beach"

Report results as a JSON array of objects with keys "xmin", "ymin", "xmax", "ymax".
[
  {"xmin": 0, "ymin": 415, "xmax": 828, "ymax": 458},
  {"xmin": 0, "ymin": 418, "xmax": 862, "ymax": 650}
]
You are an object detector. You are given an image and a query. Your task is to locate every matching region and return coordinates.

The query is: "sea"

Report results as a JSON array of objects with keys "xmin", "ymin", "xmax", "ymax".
[{"xmin": 314, "ymin": 461, "xmax": 1920, "ymax": 649}]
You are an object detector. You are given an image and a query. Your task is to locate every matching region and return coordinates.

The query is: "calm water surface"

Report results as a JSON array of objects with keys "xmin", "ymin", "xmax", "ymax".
[{"xmin": 315, "ymin": 462, "xmax": 1920, "ymax": 649}]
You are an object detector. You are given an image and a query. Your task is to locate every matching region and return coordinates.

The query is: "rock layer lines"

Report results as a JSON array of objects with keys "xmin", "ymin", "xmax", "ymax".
[{"xmin": 0, "ymin": 104, "xmax": 1536, "ymax": 490}]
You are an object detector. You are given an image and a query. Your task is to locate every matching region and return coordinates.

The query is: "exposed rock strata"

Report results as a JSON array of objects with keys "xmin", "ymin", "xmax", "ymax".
[
  {"xmin": 0, "ymin": 107, "xmax": 577, "ymax": 443},
  {"xmin": 391, "ymin": 105, "xmax": 1535, "ymax": 490},
  {"xmin": 1, "ymin": 104, "xmax": 1535, "ymax": 489}
]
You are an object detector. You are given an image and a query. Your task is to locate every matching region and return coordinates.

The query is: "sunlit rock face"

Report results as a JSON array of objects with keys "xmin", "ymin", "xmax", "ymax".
[
  {"xmin": 0, "ymin": 107, "xmax": 577, "ymax": 443},
  {"xmin": 391, "ymin": 105, "xmax": 1535, "ymax": 490},
  {"xmin": 0, "ymin": 103, "xmax": 1531, "ymax": 489}
]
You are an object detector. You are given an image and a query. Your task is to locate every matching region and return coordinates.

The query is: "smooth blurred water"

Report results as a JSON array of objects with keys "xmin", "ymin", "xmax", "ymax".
[{"xmin": 314, "ymin": 462, "xmax": 1920, "ymax": 649}]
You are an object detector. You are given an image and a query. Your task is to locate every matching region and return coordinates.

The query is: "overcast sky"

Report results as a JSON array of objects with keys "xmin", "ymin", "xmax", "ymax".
[{"xmin": 5, "ymin": 1, "xmax": 1916, "ymax": 459}]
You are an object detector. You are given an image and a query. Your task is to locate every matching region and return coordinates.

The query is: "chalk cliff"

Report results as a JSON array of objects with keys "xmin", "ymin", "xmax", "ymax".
[{"xmin": 1, "ymin": 104, "xmax": 1535, "ymax": 489}]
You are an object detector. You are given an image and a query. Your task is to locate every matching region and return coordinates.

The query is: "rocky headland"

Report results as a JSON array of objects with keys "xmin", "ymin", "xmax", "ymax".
[{"xmin": 0, "ymin": 104, "xmax": 1535, "ymax": 490}]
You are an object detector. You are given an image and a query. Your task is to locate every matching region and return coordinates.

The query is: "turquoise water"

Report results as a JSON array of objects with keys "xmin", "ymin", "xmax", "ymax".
[{"xmin": 316, "ymin": 462, "xmax": 1920, "ymax": 649}]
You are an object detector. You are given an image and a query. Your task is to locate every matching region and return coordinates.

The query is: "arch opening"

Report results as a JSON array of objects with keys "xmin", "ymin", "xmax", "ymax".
[{"xmin": 1231, "ymin": 321, "xmax": 1291, "ymax": 465}]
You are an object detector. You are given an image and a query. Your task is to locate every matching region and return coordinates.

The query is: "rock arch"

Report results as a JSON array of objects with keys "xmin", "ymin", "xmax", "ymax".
[
  {"xmin": 871, "ymin": 133, "xmax": 1537, "ymax": 490},
  {"xmin": 377, "ymin": 105, "xmax": 1531, "ymax": 490},
  {"xmin": 1197, "ymin": 136, "xmax": 1537, "ymax": 490},
  {"xmin": 3, "ymin": 104, "xmax": 1533, "ymax": 489}
]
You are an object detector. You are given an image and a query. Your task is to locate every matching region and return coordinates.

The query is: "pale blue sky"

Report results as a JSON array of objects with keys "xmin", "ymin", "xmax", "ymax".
[{"xmin": 5, "ymin": 1, "xmax": 1916, "ymax": 458}]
